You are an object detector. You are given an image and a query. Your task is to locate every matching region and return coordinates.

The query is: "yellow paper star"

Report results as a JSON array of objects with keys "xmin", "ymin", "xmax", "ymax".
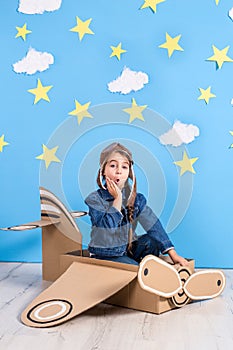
[
  {"xmin": 70, "ymin": 16, "xmax": 94, "ymax": 41},
  {"xmin": 28, "ymin": 79, "xmax": 53, "ymax": 104},
  {"xmin": 207, "ymin": 45, "xmax": 233, "ymax": 69},
  {"xmin": 0, "ymin": 134, "xmax": 9, "ymax": 152},
  {"xmin": 123, "ymin": 98, "xmax": 147, "ymax": 124},
  {"xmin": 159, "ymin": 32, "xmax": 184, "ymax": 58},
  {"xmin": 110, "ymin": 43, "xmax": 127, "ymax": 60},
  {"xmin": 69, "ymin": 100, "xmax": 93, "ymax": 125},
  {"xmin": 140, "ymin": 0, "xmax": 166, "ymax": 13},
  {"xmin": 198, "ymin": 86, "xmax": 216, "ymax": 104},
  {"xmin": 36, "ymin": 145, "xmax": 61, "ymax": 169},
  {"xmin": 215, "ymin": 0, "xmax": 220, "ymax": 5},
  {"xmin": 174, "ymin": 151, "xmax": 198, "ymax": 176},
  {"xmin": 15, "ymin": 23, "xmax": 32, "ymax": 41}
]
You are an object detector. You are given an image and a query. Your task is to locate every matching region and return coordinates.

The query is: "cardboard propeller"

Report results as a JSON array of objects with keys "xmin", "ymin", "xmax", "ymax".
[
  {"xmin": 138, "ymin": 255, "xmax": 225, "ymax": 306},
  {"xmin": 171, "ymin": 266, "xmax": 192, "ymax": 307},
  {"xmin": 1, "ymin": 187, "xmax": 226, "ymax": 328}
]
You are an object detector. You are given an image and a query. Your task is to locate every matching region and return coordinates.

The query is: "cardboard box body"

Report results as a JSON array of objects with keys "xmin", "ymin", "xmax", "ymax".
[{"xmin": 59, "ymin": 251, "xmax": 195, "ymax": 315}]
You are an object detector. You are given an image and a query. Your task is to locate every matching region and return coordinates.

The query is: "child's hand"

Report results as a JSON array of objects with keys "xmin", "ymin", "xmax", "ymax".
[
  {"xmin": 174, "ymin": 256, "xmax": 189, "ymax": 267},
  {"xmin": 168, "ymin": 249, "xmax": 189, "ymax": 266},
  {"xmin": 106, "ymin": 177, "xmax": 122, "ymax": 199}
]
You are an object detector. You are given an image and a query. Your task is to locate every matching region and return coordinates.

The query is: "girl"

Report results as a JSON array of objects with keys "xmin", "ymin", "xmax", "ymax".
[{"xmin": 85, "ymin": 142, "xmax": 188, "ymax": 266}]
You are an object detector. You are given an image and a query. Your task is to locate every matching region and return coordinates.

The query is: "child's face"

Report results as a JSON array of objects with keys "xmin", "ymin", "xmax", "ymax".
[{"xmin": 103, "ymin": 152, "xmax": 130, "ymax": 190}]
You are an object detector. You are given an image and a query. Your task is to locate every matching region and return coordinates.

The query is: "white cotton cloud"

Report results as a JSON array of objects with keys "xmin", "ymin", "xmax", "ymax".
[
  {"xmin": 159, "ymin": 121, "xmax": 200, "ymax": 147},
  {"xmin": 107, "ymin": 66, "xmax": 149, "ymax": 94},
  {"xmin": 228, "ymin": 7, "xmax": 233, "ymax": 21},
  {"xmin": 13, "ymin": 48, "xmax": 54, "ymax": 75},
  {"xmin": 18, "ymin": 0, "xmax": 62, "ymax": 14}
]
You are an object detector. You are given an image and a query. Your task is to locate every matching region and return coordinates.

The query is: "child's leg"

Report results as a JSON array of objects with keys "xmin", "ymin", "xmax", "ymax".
[{"xmin": 129, "ymin": 234, "xmax": 159, "ymax": 263}]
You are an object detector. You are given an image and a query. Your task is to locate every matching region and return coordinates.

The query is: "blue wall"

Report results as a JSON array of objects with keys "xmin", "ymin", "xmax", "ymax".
[{"xmin": 1, "ymin": 0, "xmax": 233, "ymax": 268}]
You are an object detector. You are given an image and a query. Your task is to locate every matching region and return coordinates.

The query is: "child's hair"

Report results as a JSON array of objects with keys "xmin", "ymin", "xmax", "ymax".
[{"xmin": 96, "ymin": 142, "xmax": 137, "ymax": 250}]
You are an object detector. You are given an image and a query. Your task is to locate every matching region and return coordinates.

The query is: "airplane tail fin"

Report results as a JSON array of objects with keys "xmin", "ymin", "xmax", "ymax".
[
  {"xmin": 39, "ymin": 187, "xmax": 87, "ymax": 245},
  {"xmin": 39, "ymin": 187, "xmax": 87, "ymax": 281},
  {"xmin": 1, "ymin": 187, "xmax": 88, "ymax": 281}
]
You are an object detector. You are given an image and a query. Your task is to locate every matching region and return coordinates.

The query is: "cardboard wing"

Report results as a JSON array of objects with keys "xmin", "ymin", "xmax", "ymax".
[{"xmin": 21, "ymin": 260, "xmax": 137, "ymax": 328}]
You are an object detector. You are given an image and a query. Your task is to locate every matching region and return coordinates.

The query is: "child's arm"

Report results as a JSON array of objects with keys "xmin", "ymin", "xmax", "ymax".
[{"xmin": 168, "ymin": 248, "xmax": 189, "ymax": 266}]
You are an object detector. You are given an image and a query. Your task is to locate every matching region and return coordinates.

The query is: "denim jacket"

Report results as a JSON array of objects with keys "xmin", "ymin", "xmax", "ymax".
[{"xmin": 85, "ymin": 188, "xmax": 174, "ymax": 257}]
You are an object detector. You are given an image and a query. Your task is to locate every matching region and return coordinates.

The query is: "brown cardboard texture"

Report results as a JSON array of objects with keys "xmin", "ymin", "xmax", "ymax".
[
  {"xmin": 1, "ymin": 187, "xmax": 226, "ymax": 328},
  {"xmin": 59, "ymin": 253, "xmax": 195, "ymax": 315},
  {"xmin": 21, "ymin": 260, "xmax": 137, "ymax": 328}
]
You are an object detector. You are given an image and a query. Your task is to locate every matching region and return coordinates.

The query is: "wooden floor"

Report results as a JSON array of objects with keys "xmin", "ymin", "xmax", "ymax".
[{"xmin": 0, "ymin": 263, "xmax": 233, "ymax": 350}]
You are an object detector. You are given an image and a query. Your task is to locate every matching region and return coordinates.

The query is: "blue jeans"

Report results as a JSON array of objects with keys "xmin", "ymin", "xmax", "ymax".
[{"xmin": 91, "ymin": 234, "xmax": 159, "ymax": 266}]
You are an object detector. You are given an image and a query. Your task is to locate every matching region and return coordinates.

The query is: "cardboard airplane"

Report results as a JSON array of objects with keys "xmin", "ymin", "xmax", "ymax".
[{"xmin": 1, "ymin": 187, "xmax": 226, "ymax": 328}]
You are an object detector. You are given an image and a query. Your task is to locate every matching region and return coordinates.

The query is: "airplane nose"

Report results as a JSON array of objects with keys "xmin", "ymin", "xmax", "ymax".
[{"xmin": 171, "ymin": 266, "xmax": 192, "ymax": 308}]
